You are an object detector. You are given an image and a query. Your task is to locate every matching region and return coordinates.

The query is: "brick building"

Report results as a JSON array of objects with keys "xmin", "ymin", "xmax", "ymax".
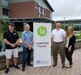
[{"xmin": 0, "ymin": 0, "xmax": 54, "ymax": 31}]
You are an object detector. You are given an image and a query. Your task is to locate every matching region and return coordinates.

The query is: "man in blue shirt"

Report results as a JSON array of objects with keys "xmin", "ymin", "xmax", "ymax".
[{"xmin": 21, "ymin": 23, "xmax": 33, "ymax": 71}]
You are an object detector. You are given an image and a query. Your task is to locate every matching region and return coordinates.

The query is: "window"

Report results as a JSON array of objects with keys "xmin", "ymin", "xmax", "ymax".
[
  {"xmin": 39, "ymin": 6, "xmax": 45, "ymax": 18},
  {"xmin": 2, "ymin": 8, "xmax": 8, "ymax": 16},
  {"xmin": 39, "ymin": 14, "xmax": 44, "ymax": 18}
]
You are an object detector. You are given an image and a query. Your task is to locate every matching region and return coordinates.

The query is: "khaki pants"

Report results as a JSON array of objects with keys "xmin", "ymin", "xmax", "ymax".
[{"xmin": 52, "ymin": 42, "xmax": 65, "ymax": 66}]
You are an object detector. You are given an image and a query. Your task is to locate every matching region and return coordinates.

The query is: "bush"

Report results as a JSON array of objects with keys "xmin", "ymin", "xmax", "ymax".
[{"xmin": 2, "ymin": 19, "xmax": 9, "ymax": 31}]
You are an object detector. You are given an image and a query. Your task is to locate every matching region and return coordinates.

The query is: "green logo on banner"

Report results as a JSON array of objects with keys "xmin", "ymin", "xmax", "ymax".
[{"xmin": 37, "ymin": 26, "xmax": 47, "ymax": 37}]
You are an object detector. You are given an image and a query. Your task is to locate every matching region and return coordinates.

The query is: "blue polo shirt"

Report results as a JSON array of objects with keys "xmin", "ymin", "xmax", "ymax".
[{"xmin": 21, "ymin": 31, "xmax": 33, "ymax": 48}]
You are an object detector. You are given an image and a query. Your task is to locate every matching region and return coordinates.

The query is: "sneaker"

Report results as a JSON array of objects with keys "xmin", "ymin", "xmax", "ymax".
[
  {"xmin": 4, "ymin": 68, "xmax": 9, "ymax": 74},
  {"xmin": 14, "ymin": 65, "xmax": 20, "ymax": 69},
  {"xmin": 53, "ymin": 64, "xmax": 57, "ymax": 67},
  {"xmin": 27, "ymin": 64, "xmax": 33, "ymax": 66},
  {"xmin": 22, "ymin": 67, "xmax": 25, "ymax": 71},
  {"xmin": 69, "ymin": 63, "xmax": 73, "ymax": 65},
  {"xmin": 66, "ymin": 65, "xmax": 72, "ymax": 68}
]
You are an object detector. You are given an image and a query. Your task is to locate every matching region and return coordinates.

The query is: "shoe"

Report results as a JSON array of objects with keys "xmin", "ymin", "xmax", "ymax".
[
  {"xmin": 14, "ymin": 65, "xmax": 20, "ymax": 69},
  {"xmin": 69, "ymin": 63, "xmax": 73, "ymax": 65},
  {"xmin": 27, "ymin": 64, "xmax": 33, "ymax": 66},
  {"xmin": 4, "ymin": 68, "xmax": 9, "ymax": 74},
  {"xmin": 66, "ymin": 65, "xmax": 72, "ymax": 68},
  {"xmin": 62, "ymin": 65, "xmax": 65, "ymax": 68},
  {"xmin": 22, "ymin": 67, "xmax": 25, "ymax": 71},
  {"xmin": 53, "ymin": 64, "xmax": 57, "ymax": 67}
]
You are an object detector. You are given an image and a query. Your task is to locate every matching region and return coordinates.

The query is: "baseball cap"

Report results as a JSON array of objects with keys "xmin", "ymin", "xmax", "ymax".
[{"xmin": 9, "ymin": 22, "xmax": 15, "ymax": 26}]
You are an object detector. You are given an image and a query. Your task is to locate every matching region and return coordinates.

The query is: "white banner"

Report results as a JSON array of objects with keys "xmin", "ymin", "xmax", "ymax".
[{"xmin": 33, "ymin": 23, "xmax": 51, "ymax": 67}]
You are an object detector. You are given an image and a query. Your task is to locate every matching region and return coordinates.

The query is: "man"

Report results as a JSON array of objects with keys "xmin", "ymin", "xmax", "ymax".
[
  {"xmin": 21, "ymin": 23, "xmax": 33, "ymax": 71},
  {"xmin": 3, "ymin": 22, "xmax": 20, "ymax": 74},
  {"xmin": 52, "ymin": 22, "xmax": 66, "ymax": 68}
]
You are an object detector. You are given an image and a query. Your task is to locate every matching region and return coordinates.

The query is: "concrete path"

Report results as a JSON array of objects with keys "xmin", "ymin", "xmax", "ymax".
[{"xmin": 0, "ymin": 49, "xmax": 81, "ymax": 75}]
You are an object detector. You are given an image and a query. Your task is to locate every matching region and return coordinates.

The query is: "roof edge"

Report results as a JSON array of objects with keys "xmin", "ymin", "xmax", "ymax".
[{"xmin": 43, "ymin": 0, "xmax": 54, "ymax": 12}]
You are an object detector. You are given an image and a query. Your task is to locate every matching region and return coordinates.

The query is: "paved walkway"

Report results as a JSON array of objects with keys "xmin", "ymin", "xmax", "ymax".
[{"xmin": 0, "ymin": 49, "xmax": 81, "ymax": 75}]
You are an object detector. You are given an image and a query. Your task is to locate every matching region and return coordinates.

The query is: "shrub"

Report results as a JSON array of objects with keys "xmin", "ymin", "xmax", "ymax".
[{"xmin": 2, "ymin": 19, "xmax": 9, "ymax": 31}]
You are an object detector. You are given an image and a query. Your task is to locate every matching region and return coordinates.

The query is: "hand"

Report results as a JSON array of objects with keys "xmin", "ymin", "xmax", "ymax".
[
  {"xmin": 68, "ymin": 46, "xmax": 72, "ymax": 52},
  {"xmin": 11, "ymin": 44, "xmax": 15, "ymax": 48},
  {"xmin": 28, "ymin": 45, "xmax": 32, "ymax": 50}
]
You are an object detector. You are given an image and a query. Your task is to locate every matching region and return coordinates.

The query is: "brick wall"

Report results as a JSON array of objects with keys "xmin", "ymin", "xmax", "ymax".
[
  {"xmin": 9, "ymin": 1, "xmax": 51, "ymax": 19},
  {"xmin": 0, "ymin": 0, "xmax": 2, "ymax": 19},
  {"xmin": 9, "ymin": 1, "xmax": 36, "ymax": 18},
  {"xmin": 44, "ymin": 9, "xmax": 51, "ymax": 18},
  {"xmin": 34, "ymin": 1, "xmax": 39, "ymax": 17}
]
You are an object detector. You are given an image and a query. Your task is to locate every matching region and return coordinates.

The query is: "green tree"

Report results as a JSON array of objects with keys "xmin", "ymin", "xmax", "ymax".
[
  {"xmin": 2, "ymin": 19, "xmax": 9, "ymax": 31},
  {"xmin": 67, "ymin": 22, "xmax": 75, "ymax": 29}
]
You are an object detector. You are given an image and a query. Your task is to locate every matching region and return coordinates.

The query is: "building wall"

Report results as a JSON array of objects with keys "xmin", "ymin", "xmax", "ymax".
[
  {"xmin": 34, "ymin": 0, "xmax": 52, "ymax": 19},
  {"xmin": 0, "ymin": 0, "xmax": 2, "ymax": 19},
  {"xmin": 2, "ymin": 0, "xmax": 9, "ymax": 19},
  {"xmin": 9, "ymin": 1, "xmax": 35, "ymax": 18},
  {"xmin": 8, "ymin": 0, "xmax": 34, "ymax": 3},
  {"xmin": 2, "ymin": 0, "xmax": 8, "ymax": 7},
  {"xmin": 44, "ymin": 9, "xmax": 51, "ymax": 19},
  {"xmin": 34, "ymin": 0, "xmax": 49, "ymax": 10},
  {"xmin": 34, "ymin": 2, "xmax": 39, "ymax": 17},
  {"xmin": 8, "ymin": 0, "xmax": 52, "ymax": 19}
]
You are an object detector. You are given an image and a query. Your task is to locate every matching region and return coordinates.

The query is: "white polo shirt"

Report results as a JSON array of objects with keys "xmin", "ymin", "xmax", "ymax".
[{"xmin": 52, "ymin": 28, "xmax": 66, "ymax": 43}]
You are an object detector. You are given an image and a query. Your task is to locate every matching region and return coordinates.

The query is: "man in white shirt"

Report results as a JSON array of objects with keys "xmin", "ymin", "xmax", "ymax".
[{"xmin": 52, "ymin": 22, "xmax": 66, "ymax": 68}]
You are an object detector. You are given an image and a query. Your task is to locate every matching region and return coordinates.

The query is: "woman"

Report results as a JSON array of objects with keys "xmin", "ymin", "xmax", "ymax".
[{"xmin": 65, "ymin": 26, "xmax": 76, "ymax": 68}]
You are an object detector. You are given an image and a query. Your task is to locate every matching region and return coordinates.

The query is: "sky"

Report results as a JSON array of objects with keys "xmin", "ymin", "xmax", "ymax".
[{"xmin": 48, "ymin": 0, "xmax": 81, "ymax": 21}]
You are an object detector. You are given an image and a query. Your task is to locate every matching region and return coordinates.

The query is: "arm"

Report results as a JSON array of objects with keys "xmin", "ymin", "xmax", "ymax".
[
  {"xmin": 69, "ymin": 35, "xmax": 76, "ymax": 47},
  {"xmin": 15, "ymin": 39, "xmax": 19, "ymax": 46},
  {"xmin": 4, "ymin": 39, "xmax": 12, "ymax": 46},
  {"xmin": 63, "ymin": 37, "xmax": 66, "ymax": 45},
  {"xmin": 22, "ymin": 39, "xmax": 29, "ymax": 47},
  {"xmin": 4, "ymin": 39, "xmax": 15, "ymax": 48},
  {"xmin": 21, "ymin": 32, "xmax": 29, "ymax": 47},
  {"xmin": 68, "ymin": 35, "xmax": 76, "ymax": 51},
  {"xmin": 51, "ymin": 31, "xmax": 54, "ymax": 45},
  {"xmin": 63, "ymin": 30, "xmax": 66, "ymax": 44},
  {"xmin": 29, "ymin": 33, "xmax": 34, "ymax": 49},
  {"xmin": 3, "ymin": 31, "xmax": 15, "ymax": 48}
]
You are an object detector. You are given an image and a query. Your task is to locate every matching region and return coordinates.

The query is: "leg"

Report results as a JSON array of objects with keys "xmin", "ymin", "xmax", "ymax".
[
  {"xmin": 27, "ymin": 48, "xmax": 32, "ymax": 65},
  {"xmin": 13, "ymin": 48, "xmax": 20, "ymax": 69},
  {"xmin": 13, "ymin": 58, "xmax": 17, "ymax": 66},
  {"xmin": 65, "ymin": 48, "xmax": 70, "ymax": 61},
  {"xmin": 22, "ymin": 47, "xmax": 28, "ymax": 68},
  {"xmin": 5, "ymin": 50, "xmax": 12, "ymax": 68},
  {"xmin": 5, "ymin": 49, "xmax": 12, "ymax": 73},
  {"xmin": 6, "ymin": 59, "xmax": 10, "ymax": 68},
  {"xmin": 59, "ymin": 43, "xmax": 65, "ymax": 67},
  {"xmin": 13, "ymin": 48, "xmax": 18, "ymax": 66},
  {"xmin": 52, "ymin": 42, "xmax": 58, "ymax": 65},
  {"xmin": 68, "ymin": 50, "xmax": 74, "ymax": 65}
]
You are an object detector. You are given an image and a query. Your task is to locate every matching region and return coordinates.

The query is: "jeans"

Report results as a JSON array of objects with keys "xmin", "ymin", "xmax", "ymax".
[{"xmin": 22, "ymin": 46, "xmax": 32, "ymax": 67}]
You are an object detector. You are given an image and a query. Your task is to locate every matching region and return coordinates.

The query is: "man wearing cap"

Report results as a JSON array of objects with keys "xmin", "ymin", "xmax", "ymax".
[{"xmin": 3, "ymin": 22, "xmax": 20, "ymax": 74}]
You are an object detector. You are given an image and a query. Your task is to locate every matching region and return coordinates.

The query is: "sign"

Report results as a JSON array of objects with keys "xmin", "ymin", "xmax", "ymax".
[{"xmin": 33, "ymin": 23, "xmax": 51, "ymax": 67}]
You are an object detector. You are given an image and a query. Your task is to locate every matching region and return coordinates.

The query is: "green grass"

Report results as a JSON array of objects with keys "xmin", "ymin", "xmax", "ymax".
[{"xmin": 74, "ymin": 31, "xmax": 81, "ymax": 39}]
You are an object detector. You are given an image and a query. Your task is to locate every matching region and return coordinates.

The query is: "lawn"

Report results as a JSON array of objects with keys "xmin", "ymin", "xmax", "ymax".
[{"xmin": 74, "ymin": 31, "xmax": 81, "ymax": 39}]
